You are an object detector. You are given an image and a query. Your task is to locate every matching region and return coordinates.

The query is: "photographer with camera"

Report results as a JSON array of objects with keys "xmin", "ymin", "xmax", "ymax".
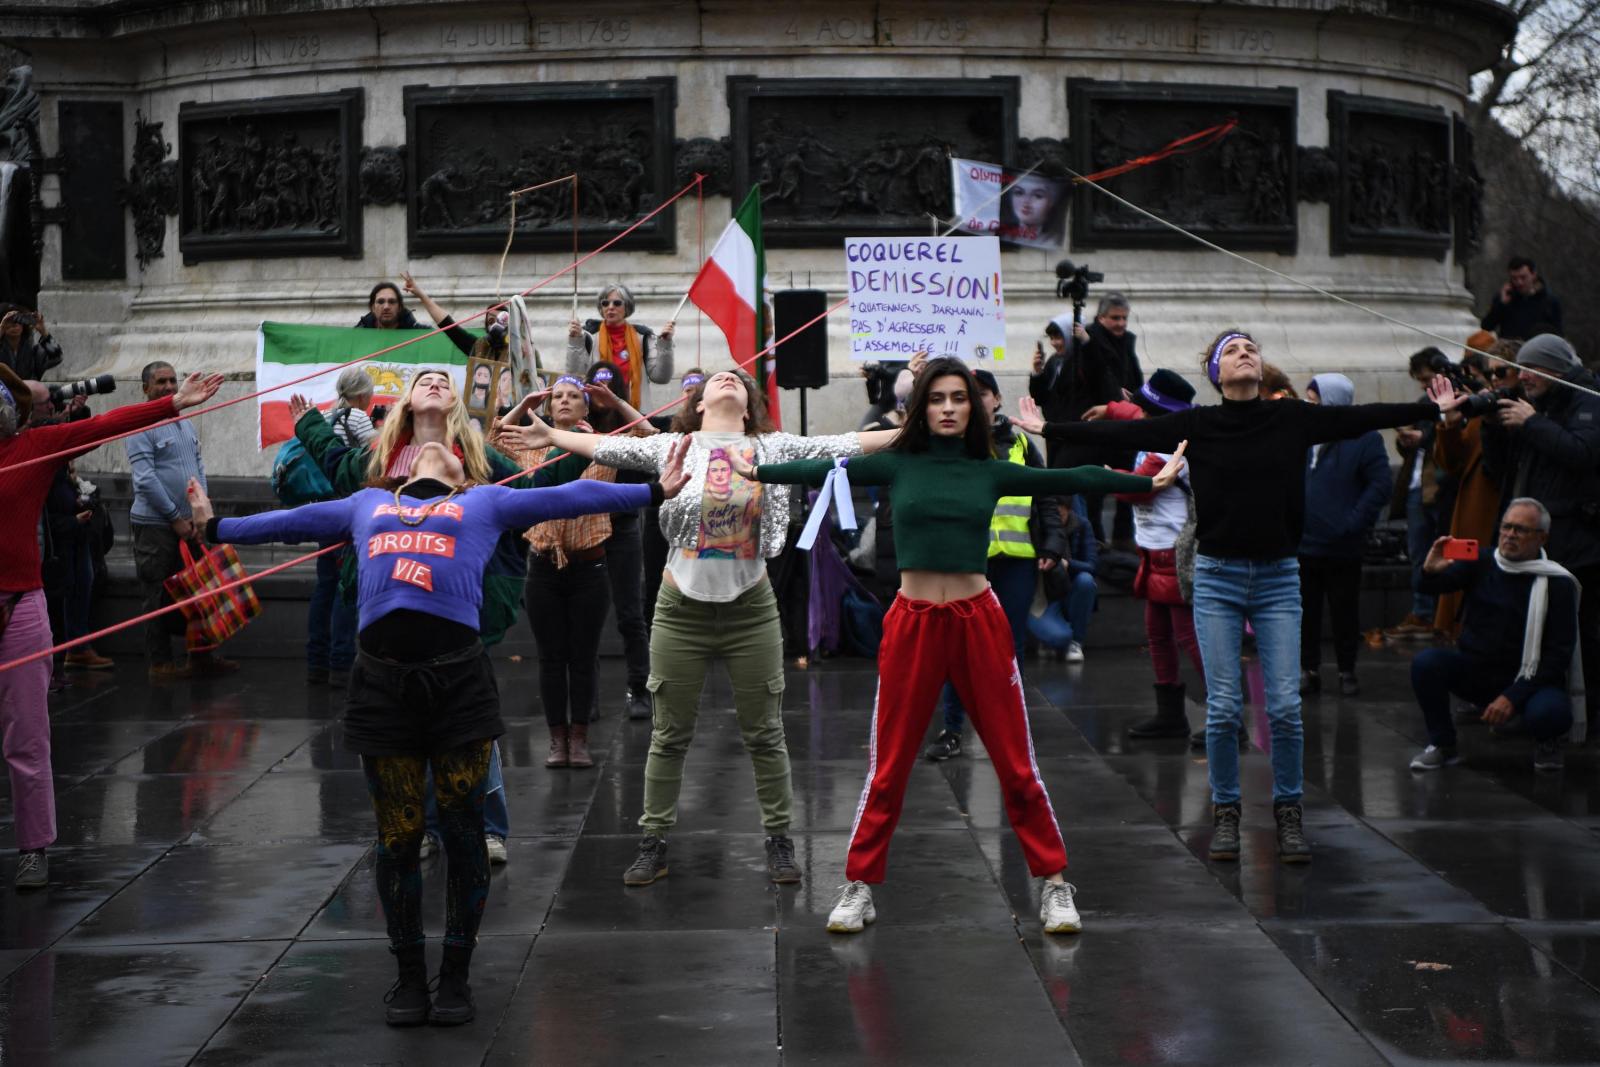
[
  {"xmin": 1430, "ymin": 336, "xmax": 1519, "ymax": 636},
  {"xmin": 1408, "ymin": 499, "xmax": 1580, "ymax": 773},
  {"xmin": 125, "ymin": 362, "xmax": 238, "ymax": 684},
  {"xmin": 1029, "ymin": 266, "xmax": 1132, "ymax": 475},
  {"xmin": 0, "ymin": 305, "xmax": 63, "ymax": 381},
  {"xmin": 1479, "ymin": 334, "xmax": 1600, "ymax": 734},
  {"xmin": 1, "ymin": 361, "xmax": 223, "ymax": 888}
]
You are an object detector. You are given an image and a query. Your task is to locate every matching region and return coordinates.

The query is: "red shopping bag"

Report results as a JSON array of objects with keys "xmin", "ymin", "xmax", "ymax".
[{"xmin": 162, "ymin": 540, "xmax": 262, "ymax": 653}]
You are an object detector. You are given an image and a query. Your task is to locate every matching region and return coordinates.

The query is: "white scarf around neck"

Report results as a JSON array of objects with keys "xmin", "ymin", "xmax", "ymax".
[{"xmin": 1494, "ymin": 548, "xmax": 1586, "ymax": 741}]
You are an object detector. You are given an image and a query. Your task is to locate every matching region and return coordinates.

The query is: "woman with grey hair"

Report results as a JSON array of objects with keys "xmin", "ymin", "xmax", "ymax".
[
  {"xmin": 566, "ymin": 283, "xmax": 675, "ymax": 412},
  {"xmin": 330, "ymin": 366, "xmax": 377, "ymax": 446}
]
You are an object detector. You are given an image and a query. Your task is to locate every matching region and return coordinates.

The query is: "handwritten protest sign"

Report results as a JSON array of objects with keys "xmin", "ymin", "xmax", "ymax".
[{"xmin": 844, "ymin": 235, "xmax": 1006, "ymax": 362}]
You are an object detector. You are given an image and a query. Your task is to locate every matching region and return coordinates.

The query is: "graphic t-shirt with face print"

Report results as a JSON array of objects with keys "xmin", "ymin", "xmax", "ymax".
[{"xmin": 666, "ymin": 431, "xmax": 769, "ymax": 601}]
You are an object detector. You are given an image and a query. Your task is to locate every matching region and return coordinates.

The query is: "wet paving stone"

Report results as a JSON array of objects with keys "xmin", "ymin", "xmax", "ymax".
[
  {"xmin": 486, "ymin": 929, "xmax": 777, "ymax": 1066},
  {"xmin": 4, "ymin": 651, "xmax": 1600, "ymax": 1062},
  {"xmin": 0, "ymin": 940, "xmax": 286, "ymax": 1066},
  {"xmin": 779, "ymin": 923, "xmax": 1078, "ymax": 1065},
  {"xmin": 1267, "ymin": 923, "xmax": 1600, "ymax": 1063},
  {"xmin": 192, "ymin": 935, "xmax": 533, "ymax": 1066},
  {"xmin": 63, "ymin": 842, "xmax": 369, "ymax": 946}
]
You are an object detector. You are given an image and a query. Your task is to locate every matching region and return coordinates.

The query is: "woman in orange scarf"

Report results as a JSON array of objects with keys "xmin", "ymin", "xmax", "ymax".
[
  {"xmin": 1432, "ymin": 336, "xmax": 1520, "ymax": 636},
  {"xmin": 565, "ymin": 283, "xmax": 675, "ymax": 410}
]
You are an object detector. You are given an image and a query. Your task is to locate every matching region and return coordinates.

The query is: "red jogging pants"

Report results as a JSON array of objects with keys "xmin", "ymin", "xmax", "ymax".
[{"xmin": 846, "ymin": 588, "xmax": 1068, "ymax": 884}]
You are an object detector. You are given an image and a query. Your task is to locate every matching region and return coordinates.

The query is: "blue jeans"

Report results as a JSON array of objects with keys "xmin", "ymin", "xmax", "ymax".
[
  {"xmin": 943, "ymin": 556, "xmax": 1037, "ymax": 734},
  {"xmin": 307, "ymin": 544, "xmax": 357, "ymax": 672},
  {"xmin": 1192, "ymin": 554, "xmax": 1303, "ymax": 806},
  {"xmin": 1063, "ymin": 570, "xmax": 1096, "ymax": 647},
  {"xmin": 425, "ymin": 740, "xmax": 509, "ymax": 839},
  {"xmin": 1406, "ymin": 487, "xmax": 1438, "ymax": 620},
  {"xmin": 1412, "ymin": 647, "xmax": 1572, "ymax": 749}
]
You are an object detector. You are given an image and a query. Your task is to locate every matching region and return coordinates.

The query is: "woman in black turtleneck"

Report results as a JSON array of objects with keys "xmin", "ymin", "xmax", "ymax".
[{"xmin": 1015, "ymin": 329, "xmax": 1462, "ymax": 865}]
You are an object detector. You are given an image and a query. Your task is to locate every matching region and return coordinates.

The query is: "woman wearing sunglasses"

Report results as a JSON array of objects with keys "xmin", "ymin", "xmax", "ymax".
[
  {"xmin": 567, "ymin": 283, "xmax": 674, "ymax": 414},
  {"xmin": 1432, "ymin": 337, "xmax": 1523, "ymax": 636}
]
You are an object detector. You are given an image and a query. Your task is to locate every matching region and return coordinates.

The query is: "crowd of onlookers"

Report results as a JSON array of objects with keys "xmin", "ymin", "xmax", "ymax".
[{"xmin": 6, "ymin": 252, "xmax": 1593, "ymax": 779}]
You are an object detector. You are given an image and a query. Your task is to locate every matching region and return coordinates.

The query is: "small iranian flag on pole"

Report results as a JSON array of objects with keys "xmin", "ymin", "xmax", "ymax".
[{"xmin": 688, "ymin": 186, "xmax": 778, "ymax": 426}]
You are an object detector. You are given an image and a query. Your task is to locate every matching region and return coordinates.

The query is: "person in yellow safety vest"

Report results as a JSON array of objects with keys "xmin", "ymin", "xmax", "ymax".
[{"xmin": 925, "ymin": 369, "xmax": 1069, "ymax": 761}]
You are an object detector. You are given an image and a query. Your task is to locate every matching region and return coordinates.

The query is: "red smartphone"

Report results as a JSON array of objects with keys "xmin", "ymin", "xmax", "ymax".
[{"xmin": 1442, "ymin": 538, "xmax": 1480, "ymax": 561}]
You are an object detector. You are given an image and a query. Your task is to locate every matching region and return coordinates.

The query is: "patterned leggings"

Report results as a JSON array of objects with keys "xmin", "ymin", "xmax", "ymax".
[{"xmin": 362, "ymin": 740, "xmax": 493, "ymax": 950}]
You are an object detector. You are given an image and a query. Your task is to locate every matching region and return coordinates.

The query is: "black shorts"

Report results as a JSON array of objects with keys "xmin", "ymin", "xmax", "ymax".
[{"xmin": 344, "ymin": 642, "xmax": 505, "ymax": 757}]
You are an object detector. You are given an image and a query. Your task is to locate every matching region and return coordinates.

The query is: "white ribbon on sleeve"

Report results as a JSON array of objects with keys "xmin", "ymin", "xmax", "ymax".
[{"xmin": 796, "ymin": 457, "xmax": 857, "ymax": 550}]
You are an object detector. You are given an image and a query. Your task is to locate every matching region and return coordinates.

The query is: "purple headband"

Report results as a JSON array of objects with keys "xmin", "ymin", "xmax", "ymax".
[
  {"xmin": 1139, "ymin": 380, "xmax": 1191, "ymax": 413},
  {"xmin": 589, "ymin": 367, "xmax": 615, "ymax": 383},
  {"xmin": 1206, "ymin": 332, "xmax": 1250, "ymax": 385},
  {"xmin": 554, "ymin": 375, "xmax": 590, "ymax": 403},
  {"xmin": 681, "ymin": 373, "xmax": 705, "ymax": 389},
  {"xmin": 0, "ymin": 381, "xmax": 13, "ymax": 410}
]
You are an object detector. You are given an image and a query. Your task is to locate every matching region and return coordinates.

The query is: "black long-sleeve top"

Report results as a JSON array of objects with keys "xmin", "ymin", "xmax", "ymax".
[{"xmin": 1038, "ymin": 396, "xmax": 1438, "ymax": 560}]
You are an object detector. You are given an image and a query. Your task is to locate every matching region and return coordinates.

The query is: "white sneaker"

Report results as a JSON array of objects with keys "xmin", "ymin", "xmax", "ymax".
[
  {"xmin": 1040, "ymin": 880, "xmax": 1081, "ymax": 934},
  {"xmin": 826, "ymin": 881, "xmax": 876, "ymax": 934},
  {"xmin": 485, "ymin": 834, "xmax": 508, "ymax": 865},
  {"xmin": 418, "ymin": 833, "xmax": 439, "ymax": 860},
  {"xmin": 1065, "ymin": 642, "xmax": 1085, "ymax": 664}
]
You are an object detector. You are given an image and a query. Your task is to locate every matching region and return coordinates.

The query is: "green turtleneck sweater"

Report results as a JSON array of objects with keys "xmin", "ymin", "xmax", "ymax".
[{"xmin": 756, "ymin": 436, "xmax": 1153, "ymax": 574}]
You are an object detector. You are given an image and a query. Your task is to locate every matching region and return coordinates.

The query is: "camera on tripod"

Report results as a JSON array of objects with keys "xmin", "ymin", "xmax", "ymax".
[
  {"xmin": 1055, "ymin": 259, "xmax": 1104, "ymax": 307},
  {"xmin": 46, "ymin": 373, "xmax": 116, "ymax": 407}
]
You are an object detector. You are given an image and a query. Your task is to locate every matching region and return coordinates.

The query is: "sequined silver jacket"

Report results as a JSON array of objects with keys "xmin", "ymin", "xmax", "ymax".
[{"xmin": 593, "ymin": 430, "xmax": 862, "ymax": 558}]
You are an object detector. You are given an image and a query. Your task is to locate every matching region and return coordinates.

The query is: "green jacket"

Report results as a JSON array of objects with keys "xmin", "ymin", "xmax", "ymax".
[{"xmin": 294, "ymin": 409, "xmax": 534, "ymax": 646}]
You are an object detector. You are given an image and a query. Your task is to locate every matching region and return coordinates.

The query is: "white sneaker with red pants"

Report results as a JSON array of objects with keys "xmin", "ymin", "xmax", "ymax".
[{"xmin": 835, "ymin": 588, "xmax": 1073, "ymax": 930}]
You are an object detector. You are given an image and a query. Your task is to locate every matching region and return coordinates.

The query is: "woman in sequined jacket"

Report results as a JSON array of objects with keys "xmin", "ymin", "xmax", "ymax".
[{"xmin": 497, "ymin": 368, "xmax": 899, "ymax": 890}]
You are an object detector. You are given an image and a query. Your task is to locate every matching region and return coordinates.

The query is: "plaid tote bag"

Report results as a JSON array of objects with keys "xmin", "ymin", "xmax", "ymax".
[{"xmin": 163, "ymin": 540, "xmax": 262, "ymax": 652}]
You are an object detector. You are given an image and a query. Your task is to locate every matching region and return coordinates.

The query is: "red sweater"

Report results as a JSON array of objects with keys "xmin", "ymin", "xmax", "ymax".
[{"xmin": 0, "ymin": 396, "xmax": 180, "ymax": 592}]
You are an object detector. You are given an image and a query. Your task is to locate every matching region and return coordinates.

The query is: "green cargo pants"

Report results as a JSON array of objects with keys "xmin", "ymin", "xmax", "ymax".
[{"xmin": 640, "ymin": 579, "xmax": 792, "ymax": 835}]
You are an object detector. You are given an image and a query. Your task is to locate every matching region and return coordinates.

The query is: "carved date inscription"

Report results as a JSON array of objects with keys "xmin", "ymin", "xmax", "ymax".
[
  {"xmin": 1101, "ymin": 22, "xmax": 1275, "ymax": 54},
  {"xmin": 200, "ymin": 32, "xmax": 321, "ymax": 69},
  {"xmin": 438, "ymin": 18, "xmax": 633, "ymax": 49},
  {"xmin": 780, "ymin": 16, "xmax": 971, "ymax": 44}
]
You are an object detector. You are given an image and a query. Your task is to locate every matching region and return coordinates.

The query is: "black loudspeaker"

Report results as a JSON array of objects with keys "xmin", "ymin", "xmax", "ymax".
[{"xmin": 773, "ymin": 288, "xmax": 829, "ymax": 389}]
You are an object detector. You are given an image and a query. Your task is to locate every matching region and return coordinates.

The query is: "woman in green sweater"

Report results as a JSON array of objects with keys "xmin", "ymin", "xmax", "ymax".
[{"xmin": 740, "ymin": 358, "xmax": 1185, "ymax": 936}]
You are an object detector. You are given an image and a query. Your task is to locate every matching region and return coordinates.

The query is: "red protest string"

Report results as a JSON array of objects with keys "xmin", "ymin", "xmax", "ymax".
[
  {"xmin": 1073, "ymin": 118, "xmax": 1239, "ymax": 185},
  {"xmin": 0, "ymin": 287, "xmax": 851, "ymax": 676},
  {"xmin": 0, "ymin": 174, "xmax": 708, "ymax": 479}
]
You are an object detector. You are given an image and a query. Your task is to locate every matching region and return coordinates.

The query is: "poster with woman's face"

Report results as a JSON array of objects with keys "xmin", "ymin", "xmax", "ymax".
[
  {"xmin": 694, "ymin": 445, "xmax": 762, "ymax": 559},
  {"xmin": 950, "ymin": 157, "xmax": 1067, "ymax": 250},
  {"xmin": 495, "ymin": 366, "xmax": 516, "ymax": 414},
  {"xmin": 466, "ymin": 358, "xmax": 495, "ymax": 416}
]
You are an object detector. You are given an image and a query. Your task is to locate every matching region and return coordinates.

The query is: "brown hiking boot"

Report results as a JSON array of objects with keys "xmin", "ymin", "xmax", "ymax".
[
  {"xmin": 567, "ymin": 723, "xmax": 593, "ymax": 768},
  {"xmin": 148, "ymin": 662, "xmax": 193, "ymax": 683},
  {"xmin": 546, "ymin": 725, "xmax": 569, "ymax": 768},
  {"xmin": 1382, "ymin": 614, "xmax": 1434, "ymax": 640},
  {"xmin": 65, "ymin": 648, "xmax": 114, "ymax": 670}
]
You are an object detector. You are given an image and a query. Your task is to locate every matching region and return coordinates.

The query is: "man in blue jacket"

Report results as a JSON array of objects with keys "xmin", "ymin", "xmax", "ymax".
[{"xmin": 1299, "ymin": 374, "xmax": 1391, "ymax": 697}]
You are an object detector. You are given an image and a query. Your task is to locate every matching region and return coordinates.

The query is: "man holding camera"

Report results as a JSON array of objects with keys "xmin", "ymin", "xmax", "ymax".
[
  {"xmin": 1030, "ymin": 293, "xmax": 1144, "ymax": 545},
  {"xmin": 1, "ymin": 361, "xmax": 223, "ymax": 888},
  {"xmin": 1480, "ymin": 335, "xmax": 1600, "ymax": 733},
  {"xmin": 126, "ymin": 362, "xmax": 238, "ymax": 682},
  {"xmin": 1408, "ymin": 498, "xmax": 1580, "ymax": 773}
]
